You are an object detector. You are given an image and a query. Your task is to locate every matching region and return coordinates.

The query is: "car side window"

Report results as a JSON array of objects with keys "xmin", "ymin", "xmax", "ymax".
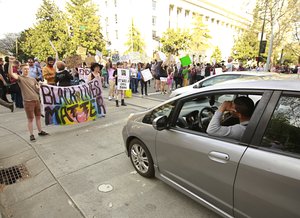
[
  {"xmin": 201, "ymin": 75, "xmax": 240, "ymax": 87},
  {"xmin": 142, "ymin": 102, "xmax": 175, "ymax": 124},
  {"xmin": 261, "ymin": 96, "xmax": 300, "ymax": 155}
]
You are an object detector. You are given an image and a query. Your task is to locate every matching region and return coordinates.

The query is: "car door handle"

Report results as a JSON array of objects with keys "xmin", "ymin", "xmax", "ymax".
[{"xmin": 208, "ymin": 151, "xmax": 230, "ymax": 163}]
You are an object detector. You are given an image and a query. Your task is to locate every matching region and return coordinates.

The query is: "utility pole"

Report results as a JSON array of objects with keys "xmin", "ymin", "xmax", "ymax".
[{"xmin": 257, "ymin": 1, "xmax": 267, "ymax": 67}]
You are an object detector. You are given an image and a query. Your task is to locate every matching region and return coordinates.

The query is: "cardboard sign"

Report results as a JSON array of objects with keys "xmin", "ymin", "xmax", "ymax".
[
  {"xmin": 215, "ymin": 68, "xmax": 223, "ymax": 75},
  {"xmin": 85, "ymin": 56, "xmax": 96, "ymax": 67},
  {"xmin": 141, "ymin": 68, "xmax": 153, "ymax": 82},
  {"xmin": 65, "ymin": 55, "xmax": 82, "ymax": 69},
  {"xmin": 76, "ymin": 46, "xmax": 87, "ymax": 60},
  {"xmin": 180, "ymin": 55, "xmax": 192, "ymax": 67},
  {"xmin": 78, "ymin": 68, "xmax": 91, "ymax": 82},
  {"xmin": 117, "ymin": 69, "xmax": 130, "ymax": 90},
  {"xmin": 112, "ymin": 54, "xmax": 120, "ymax": 64},
  {"xmin": 39, "ymin": 78, "xmax": 105, "ymax": 125}
]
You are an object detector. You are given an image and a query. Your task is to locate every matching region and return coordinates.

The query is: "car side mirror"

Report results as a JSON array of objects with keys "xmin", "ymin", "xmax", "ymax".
[{"xmin": 152, "ymin": 116, "xmax": 168, "ymax": 131}]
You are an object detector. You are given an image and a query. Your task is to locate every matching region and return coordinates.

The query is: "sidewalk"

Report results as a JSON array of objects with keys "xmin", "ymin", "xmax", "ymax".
[{"xmin": 0, "ymin": 87, "xmax": 165, "ymax": 218}]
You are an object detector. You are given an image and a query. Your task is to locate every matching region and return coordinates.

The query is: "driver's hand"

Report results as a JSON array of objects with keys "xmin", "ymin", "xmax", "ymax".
[{"xmin": 219, "ymin": 101, "xmax": 236, "ymax": 113}]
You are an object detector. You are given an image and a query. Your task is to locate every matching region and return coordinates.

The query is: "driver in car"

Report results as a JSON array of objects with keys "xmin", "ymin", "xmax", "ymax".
[{"xmin": 206, "ymin": 96, "xmax": 255, "ymax": 141}]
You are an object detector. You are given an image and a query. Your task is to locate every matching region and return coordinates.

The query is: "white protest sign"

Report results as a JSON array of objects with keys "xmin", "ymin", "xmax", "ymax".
[
  {"xmin": 78, "ymin": 68, "xmax": 91, "ymax": 82},
  {"xmin": 215, "ymin": 68, "xmax": 223, "ymax": 75},
  {"xmin": 141, "ymin": 68, "xmax": 153, "ymax": 82},
  {"xmin": 117, "ymin": 69, "xmax": 130, "ymax": 90}
]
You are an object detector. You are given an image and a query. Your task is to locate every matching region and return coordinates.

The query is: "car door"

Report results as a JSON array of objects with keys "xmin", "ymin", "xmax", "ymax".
[
  {"xmin": 234, "ymin": 91, "xmax": 300, "ymax": 218},
  {"xmin": 155, "ymin": 90, "xmax": 265, "ymax": 217}
]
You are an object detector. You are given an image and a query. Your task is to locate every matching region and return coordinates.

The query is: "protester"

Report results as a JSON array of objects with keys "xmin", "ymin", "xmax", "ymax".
[
  {"xmin": 0, "ymin": 58, "xmax": 10, "ymax": 103},
  {"xmin": 28, "ymin": 58, "xmax": 42, "ymax": 81},
  {"xmin": 130, "ymin": 63, "xmax": 138, "ymax": 93},
  {"xmin": 113, "ymin": 62, "xmax": 127, "ymax": 107},
  {"xmin": 140, "ymin": 63, "xmax": 148, "ymax": 96},
  {"xmin": 167, "ymin": 65, "xmax": 174, "ymax": 93},
  {"xmin": 108, "ymin": 61, "xmax": 116, "ymax": 101},
  {"xmin": 8, "ymin": 59, "xmax": 48, "ymax": 141},
  {"xmin": 160, "ymin": 65, "xmax": 168, "ymax": 94},
  {"xmin": 0, "ymin": 74, "xmax": 13, "ymax": 111},
  {"xmin": 42, "ymin": 56, "xmax": 56, "ymax": 85},
  {"xmin": 182, "ymin": 66, "xmax": 189, "ymax": 87},
  {"xmin": 88, "ymin": 62, "xmax": 103, "ymax": 82},
  {"xmin": 55, "ymin": 61, "xmax": 73, "ymax": 86},
  {"xmin": 10, "ymin": 60, "xmax": 23, "ymax": 108}
]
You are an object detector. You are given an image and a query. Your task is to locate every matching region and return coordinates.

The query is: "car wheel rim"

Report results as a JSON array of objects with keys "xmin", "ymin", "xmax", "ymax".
[{"xmin": 131, "ymin": 144, "xmax": 149, "ymax": 174}]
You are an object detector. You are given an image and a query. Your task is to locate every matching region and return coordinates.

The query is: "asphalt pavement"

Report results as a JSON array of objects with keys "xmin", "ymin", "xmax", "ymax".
[{"xmin": 0, "ymin": 82, "xmax": 218, "ymax": 218}]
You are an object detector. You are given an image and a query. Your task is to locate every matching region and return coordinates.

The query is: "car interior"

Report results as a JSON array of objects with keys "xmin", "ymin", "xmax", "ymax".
[{"xmin": 176, "ymin": 93, "xmax": 261, "ymax": 134}]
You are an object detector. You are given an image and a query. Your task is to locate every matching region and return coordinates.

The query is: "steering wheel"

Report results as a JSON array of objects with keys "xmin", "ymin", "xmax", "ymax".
[{"xmin": 198, "ymin": 107, "xmax": 216, "ymax": 132}]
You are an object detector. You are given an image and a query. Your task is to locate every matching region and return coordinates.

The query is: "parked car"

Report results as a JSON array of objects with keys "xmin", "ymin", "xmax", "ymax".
[
  {"xmin": 169, "ymin": 71, "xmax": 277, "ymax": 97},
  {"xmin": 122, "ymin": 79, "xmax": 300, "ymax": 218}
]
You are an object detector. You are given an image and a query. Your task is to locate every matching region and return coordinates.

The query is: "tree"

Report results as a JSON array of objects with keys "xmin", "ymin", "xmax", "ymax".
[
  {"xmin": 160, "ymin": 28, "xmax": 192, "ymax": 55},
  {"xmin": 124, "ymin": 20, "xmax": 145, "ymax": 54},
  {"xmin": 66, "ymin": 0, "xmax": 105, "ymax": 56},
  {"xmin": 211, "ymin": 46, "xmax": 222, "ymax": 63},
  {"xmin": 231, "ymin": 3, "xmax": 261, "ymax": 62},
  {"xmin": 20, "ymin": 0, "xmax": 69, "ymax": 61},
  {"xmin": 190, "ymin": 15, "xmax": 211, "ymax": 52},
  {"xmin": 256, "ymin": 0, "xmax": 300, "ymax": 69},
  {"xmin": 0, "ymin": 33, "xmax": 19, "ymax": 55}
]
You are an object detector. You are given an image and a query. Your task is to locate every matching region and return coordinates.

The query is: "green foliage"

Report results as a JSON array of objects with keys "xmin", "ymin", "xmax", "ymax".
[
  {"xmin": 20, "ymin": 0, "xmax": 69, "ymax": 61},
  {"xmin": 160, "ymin": 28, "xmax": 192, "ymax": 55},
  {"xmin": 231, "ymin": 3, "xmax": 261, "ymax": 62},
  {"xmin": 66, "ymin": 0, "xmax": 105, "ymax": 56},
  {"xmin": 124, "ymin": 20, "xmax": 145, "ymax": 54},
  {"xmin": 190, "ymin": 15, "xmax": 211, "ymax": 52},
  {"xmin": 211, "ymin": 46, "xmax": 222, "ymax": 63}
]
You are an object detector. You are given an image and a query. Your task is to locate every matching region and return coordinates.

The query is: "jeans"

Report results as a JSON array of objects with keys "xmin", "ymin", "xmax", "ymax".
[
  {"xmin": 130, "ymin": 78, "xmax": 138, "ymax": 93},
  {"xmin": 141, "ymin": 80, "xmax": 147, "ymax": 95}
]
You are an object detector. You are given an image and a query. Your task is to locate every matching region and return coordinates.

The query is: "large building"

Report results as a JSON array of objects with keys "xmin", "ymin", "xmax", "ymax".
[{"xmin": 99, "ymin": 0, "xmax": 254, "ymax": 62}]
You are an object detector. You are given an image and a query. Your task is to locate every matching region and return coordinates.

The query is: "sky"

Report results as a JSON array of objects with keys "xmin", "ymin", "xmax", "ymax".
[{"xmin": 0, "ymin": 0, "xmax": 66, "ymax": 39}]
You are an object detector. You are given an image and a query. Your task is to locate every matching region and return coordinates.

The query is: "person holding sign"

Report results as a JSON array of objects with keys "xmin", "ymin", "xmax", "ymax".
[
  {"xmin": 139, "ymin": 63, "xmax": 148, "ymax": 96},
  {"xmin": 8, "ymin": 58, "xmax": 49, "ymax": 142},
  {"xmin": 113, "ymin": 62, "xmax": 127, "ymax": 107}
]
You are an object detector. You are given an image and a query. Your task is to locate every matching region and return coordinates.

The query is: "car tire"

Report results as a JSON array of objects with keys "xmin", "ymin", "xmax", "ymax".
[{"xmin": 129, "ymin": 139, "xmax": 154, "ymax": 178}]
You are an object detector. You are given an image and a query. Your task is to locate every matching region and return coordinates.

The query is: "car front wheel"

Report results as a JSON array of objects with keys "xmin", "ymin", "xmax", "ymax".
[{"xmin": 129, "ymin": 139, "xmax": 154, "ymax": 178}]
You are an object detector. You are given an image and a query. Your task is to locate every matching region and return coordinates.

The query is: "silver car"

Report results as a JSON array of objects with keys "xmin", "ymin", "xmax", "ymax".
[
  {"xmin": 170, "ymin": 71, "xmax": 278, "ymax": 97},
  {"xmin": 122, "ymin": 79, "xmax": 300, "ymax": 218}
]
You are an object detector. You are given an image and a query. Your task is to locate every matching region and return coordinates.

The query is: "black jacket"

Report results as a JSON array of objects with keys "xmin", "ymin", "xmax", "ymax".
[{"xmin": 55, "ymin": 70, "xmax": 73, "ymax": 86}]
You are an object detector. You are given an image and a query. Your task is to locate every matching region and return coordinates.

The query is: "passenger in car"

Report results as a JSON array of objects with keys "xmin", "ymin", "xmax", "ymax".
[{"xmin": 206, "ymin": 96, "xmax": 255, "ymax": 140}]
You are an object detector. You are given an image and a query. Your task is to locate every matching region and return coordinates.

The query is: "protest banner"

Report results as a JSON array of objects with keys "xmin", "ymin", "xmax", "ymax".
[
  {"xmin": 40, "ymin": 78, "xmax": 106, "ymax": 125},
  {"xmin": 141, "ymin": 68, "xmax": 153, "ymax": 82},
  {"xmin": 78, "ymin": 68, "xmax": 91, "ymax": 82},
  {"xmin": 117, "ymin": 69, "xmax": 130, "ymax": 90},
  {"xmin": 65, "ymin": 55, "xmax": 82, "ymax": 69},
  {"xmin": 85, "ymin": 56, "xmax": 96, "ymax": 67},
  {"xmin": 180, "ymin": 55, "xmax": 192, "ymax": 67},
  {"xmin": 120, "ymin": 55, "xmax": 130, "ymax": 62}
]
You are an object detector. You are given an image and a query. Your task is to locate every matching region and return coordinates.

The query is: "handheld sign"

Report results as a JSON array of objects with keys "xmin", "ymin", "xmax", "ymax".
[
  {"xmin": 180, "ymin": 55, "xmax": 192, "ymax": 67},
  {"xmin": 141, "ymin": 68, "xmax": 153, "ymax": 82},
  {"xmin": 117, "ymin": 69, "xmax": 130, "ymax": 90}
]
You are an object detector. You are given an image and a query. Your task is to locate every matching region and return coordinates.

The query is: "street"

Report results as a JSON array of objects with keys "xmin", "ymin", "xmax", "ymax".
[{"xmin": 0, "ymin": 84, "xmax": 219, "ymax": 218}]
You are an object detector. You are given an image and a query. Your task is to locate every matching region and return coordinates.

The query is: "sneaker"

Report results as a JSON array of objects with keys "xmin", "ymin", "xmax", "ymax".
[
  {"xmin": 38, "ymin": 131, "xmax": 49, "ymax": 136},
  {"xmin": 30, "ymin": 135, "xmax": 36, "ymax": 141},
  {"xmin": 108, "ymin": 96, "xmax": 112, "ymax": 101}
]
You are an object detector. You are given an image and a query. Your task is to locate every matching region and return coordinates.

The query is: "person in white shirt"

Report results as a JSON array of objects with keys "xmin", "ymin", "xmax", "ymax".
[{"xmin": 207, "ymin": 96, "xmax": 255, "ymax": 141}]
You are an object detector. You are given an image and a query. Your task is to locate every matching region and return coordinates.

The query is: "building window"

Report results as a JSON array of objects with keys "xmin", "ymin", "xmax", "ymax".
[
  {"xmin": 205, "ymin": 16, "xmax": 209, "ymax": 22},
  {"xmin": 211, "ymin": 18, "xmax": 215, "ymax": 23},
  {"xmin": 115, "ymin": 14, "xmax": 118, "ymax": 24},
  {"xmin": 152, "ymin": 0, "xmax": 156, "ymax": 10},
  {"xmin": 105, "ymin": 0, "xmax": 108, "ymax": 7},
  {"xmin": 115, "ymin": 30, "xmax": 118, "ymax": 39},
  {"xmin": 185, "ymin": 10, "xmax": 190, "ymax": 17},
  {"xmin": 152, "ymin": 16, "xmax": 156, "ymax": 26},
  {"xmin": 152, "ymin": 30, "xmax": 157, "ymax": 38},
  {"xmin": 177, "ymin": 7, "xmax": 182, "ymax": 15},
  {"xmin": 114, "ymin": 0, "xmax": 117, "ymax": 7}
]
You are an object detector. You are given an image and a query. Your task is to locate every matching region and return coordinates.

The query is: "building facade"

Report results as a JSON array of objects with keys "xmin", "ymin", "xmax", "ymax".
[{"xmin": 99, "ymin": 0, "xmax": 253, "ymax": 62}]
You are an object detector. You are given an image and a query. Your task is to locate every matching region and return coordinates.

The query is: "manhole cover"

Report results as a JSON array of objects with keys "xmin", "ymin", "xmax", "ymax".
[{"xmin": 0, "ymin": 164, "xmax": 29, "ymax": 185}]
